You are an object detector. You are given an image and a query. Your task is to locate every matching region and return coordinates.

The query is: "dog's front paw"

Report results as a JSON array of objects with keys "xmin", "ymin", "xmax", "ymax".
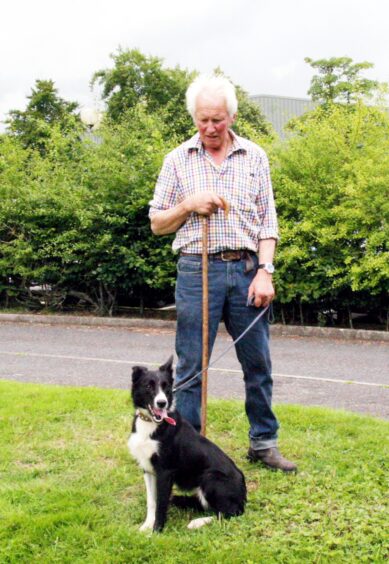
[
  {"xmin": 187, "ymin": 516, "xmax": 214, "ymax": 529},
  {"xmin": 139, "ymin": 520, "xmax": 154, "ymax": 532}
]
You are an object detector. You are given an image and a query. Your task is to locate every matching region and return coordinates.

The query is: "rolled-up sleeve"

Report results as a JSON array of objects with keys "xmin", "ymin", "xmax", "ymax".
[
  {"xmin": 257, "ymin": 152, "xmax": 279, "ymax": 240},
  {"xmin": 149, "ymin": 155, "xmax": 178, "ymax": 217}
]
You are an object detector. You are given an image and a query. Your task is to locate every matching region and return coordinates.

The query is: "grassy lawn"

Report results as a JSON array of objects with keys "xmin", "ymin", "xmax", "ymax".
[{"xmin": 0, "ymin": 380, "xmax": 388, "ymax": 563}]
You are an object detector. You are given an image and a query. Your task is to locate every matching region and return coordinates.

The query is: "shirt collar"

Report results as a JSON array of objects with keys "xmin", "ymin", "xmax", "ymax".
[{"xmin": 186, "ymin": 130, "xmax": 247, "ymax": 155}]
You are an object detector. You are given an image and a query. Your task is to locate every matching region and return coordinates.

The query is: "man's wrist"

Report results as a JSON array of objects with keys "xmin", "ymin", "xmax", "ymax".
[
  {"xmin": 255, "ymin": 269, "xmax": 273, "ymax": 281},
  {"xmin": 180, "ymin": 198, "xmax": 192, "ymax": 216},
  {"xmin": 257, "ymin": 262, "xmax": 275, "ymax": 275}
]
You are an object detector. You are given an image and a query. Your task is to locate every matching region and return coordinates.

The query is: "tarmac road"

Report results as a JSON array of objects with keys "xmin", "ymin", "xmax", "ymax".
[{"xmin": 0, "ymin": 321, "xmax": 388, "ymax": 419}]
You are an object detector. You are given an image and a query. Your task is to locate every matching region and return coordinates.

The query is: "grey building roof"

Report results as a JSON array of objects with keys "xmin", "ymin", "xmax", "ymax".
[{"xmin": 251, "ymin": 94, "xmax": 318, "ymax": 137}]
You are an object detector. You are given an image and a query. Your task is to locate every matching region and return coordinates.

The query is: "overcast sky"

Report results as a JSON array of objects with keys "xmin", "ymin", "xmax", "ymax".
[{"xmin": 1, "ymin": 0, "xmax": 388, "ymax": 130}]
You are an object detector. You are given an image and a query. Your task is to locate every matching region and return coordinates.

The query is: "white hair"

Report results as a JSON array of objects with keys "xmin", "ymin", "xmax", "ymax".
[{"xmin": 186, "ymin": 75, "xmax": 238, "ymax": 119}]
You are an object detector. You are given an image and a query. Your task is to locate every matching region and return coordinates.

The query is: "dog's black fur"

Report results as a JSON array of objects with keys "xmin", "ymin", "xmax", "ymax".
[{"xmin": 128, "ymin": 356, "xmax": 246, "ymax": 532}]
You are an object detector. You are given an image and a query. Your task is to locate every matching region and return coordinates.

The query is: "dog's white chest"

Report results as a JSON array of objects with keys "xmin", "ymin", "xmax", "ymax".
[{"xmin": 128, "ymin": 418, "xmax": 159, "ymax": 474}]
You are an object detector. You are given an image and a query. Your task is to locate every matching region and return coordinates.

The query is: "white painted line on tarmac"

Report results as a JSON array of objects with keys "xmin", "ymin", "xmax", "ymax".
[
  {"xmin": 214, "ymin": 368, "xmax": 387, "ymax": 388},
  {"xmin": 0, "ymin": 351, "xmax": 143, "ymax": 365},
  {"xmin": 0, "ymin": 350, "xmax": 387, "ymax": 389}
]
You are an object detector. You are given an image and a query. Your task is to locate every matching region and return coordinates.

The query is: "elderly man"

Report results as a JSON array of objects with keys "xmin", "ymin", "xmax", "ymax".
[{"xmin": 149, "ymin": 75, "xmax": 296, "ymax": 472}]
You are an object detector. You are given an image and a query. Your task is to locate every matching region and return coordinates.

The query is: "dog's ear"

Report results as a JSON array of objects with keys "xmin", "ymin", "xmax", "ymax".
[
  {"xmin": 159, "ymin": 355, "xmax": 174, "ymax": 376},
  {"xmin": 132, "ymin": 365, "xmax": 147, "ymax": 384}
]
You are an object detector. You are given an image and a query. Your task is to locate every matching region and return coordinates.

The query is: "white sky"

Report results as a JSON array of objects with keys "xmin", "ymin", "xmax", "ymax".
[{"xmin": 1, "ymin": 0, "xmax": 388, "ymax": 130}]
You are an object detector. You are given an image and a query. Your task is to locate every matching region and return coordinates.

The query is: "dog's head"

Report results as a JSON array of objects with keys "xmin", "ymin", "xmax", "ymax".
[{"xmin": 131, "ymin": 356, "xmax": 174, "ymax": 424}]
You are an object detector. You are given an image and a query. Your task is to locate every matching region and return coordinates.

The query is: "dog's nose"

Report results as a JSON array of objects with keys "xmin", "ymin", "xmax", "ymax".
[{"xmin": 157, "ymin": 399, "xmax": 167, "ymax": 408}]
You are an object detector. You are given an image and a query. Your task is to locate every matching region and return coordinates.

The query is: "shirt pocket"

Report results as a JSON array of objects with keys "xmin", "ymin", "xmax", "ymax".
[
  {"xmin": 230, "ymin": 169, "xmax": 259, "ymax": 213},
  {"xmin": 247, "ymin": 169, "xmax": 261, "ymax": 200}
]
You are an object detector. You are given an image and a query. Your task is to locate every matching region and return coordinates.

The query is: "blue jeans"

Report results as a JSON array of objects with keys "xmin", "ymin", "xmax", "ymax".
[{"xmin": 174, "ymin": 254, "xmax": 279, "ymax": 450}]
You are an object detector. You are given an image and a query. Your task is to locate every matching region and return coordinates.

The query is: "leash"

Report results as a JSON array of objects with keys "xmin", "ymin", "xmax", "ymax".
[{"xmin": 173, "ymin": 304, "xmax": 270, "ymax": 394}]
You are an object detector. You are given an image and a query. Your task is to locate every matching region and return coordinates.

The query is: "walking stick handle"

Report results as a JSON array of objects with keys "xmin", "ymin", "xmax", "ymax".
[{"xmin": 219, "ymin": 196, "xmax": 230, "ymax": 219}]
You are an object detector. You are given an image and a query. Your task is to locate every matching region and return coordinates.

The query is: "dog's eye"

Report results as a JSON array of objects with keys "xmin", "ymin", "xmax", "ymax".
[
  {"xmin": 147, "ymin": 381, "xmax": 156, "ymax": 390},
  {"xmin": 161, "ymin": 382, "xmax": 167, "ymax": 391}
]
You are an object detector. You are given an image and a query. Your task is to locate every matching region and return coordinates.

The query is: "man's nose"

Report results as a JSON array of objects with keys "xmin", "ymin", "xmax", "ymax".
[{"xmin": 205, "ymin": 122, "xmax": 216, "ymax": 133}]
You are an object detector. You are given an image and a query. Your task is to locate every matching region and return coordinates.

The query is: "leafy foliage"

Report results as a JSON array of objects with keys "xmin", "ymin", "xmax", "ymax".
[
  {"xmin": 6, "ymin": 80, "xmax": 80, "ymax": 155},
  {"xmin": 0, "ymin": 105, "xmax": 176, "ymax": 315},
  {"xmin": 92, "ymin": 49, "xmax": 271, "ymax": 141},
  {"xmin": 0, "ymin": 51, "xmax": 388, "ymax": 324},
  {"xmin": 273, "ymin": 102, "xmax": 389, "ymax": 323},
  {"xmin": 91, "ymin": 48, "xmax": 196, "ymax": 139},
  {"xmin": 305, "ymin": 57, "xmax": 382, "ymax": 105}
]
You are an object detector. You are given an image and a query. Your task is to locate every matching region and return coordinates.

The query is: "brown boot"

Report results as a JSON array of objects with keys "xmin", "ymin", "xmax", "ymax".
[{"xmin": 248, "ymin": 447, "xmax": 297, "ymax": 473}]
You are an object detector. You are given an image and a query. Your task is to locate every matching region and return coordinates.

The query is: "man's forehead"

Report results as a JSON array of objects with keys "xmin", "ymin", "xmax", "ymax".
[{"xmin": 195, "ymin": 94, "xmax": 228, "ymax": 116}]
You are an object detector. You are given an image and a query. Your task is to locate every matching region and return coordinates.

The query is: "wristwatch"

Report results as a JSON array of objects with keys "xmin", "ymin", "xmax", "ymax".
[{"xmin": 258, "ymin": 262, "xmax": 275, "ymax": 274}]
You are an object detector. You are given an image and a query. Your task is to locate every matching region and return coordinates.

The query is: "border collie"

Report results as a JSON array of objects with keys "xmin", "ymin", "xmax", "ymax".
[{"xmin": 128, "ymin": 356, "xmax": 246, "ymax": 532}]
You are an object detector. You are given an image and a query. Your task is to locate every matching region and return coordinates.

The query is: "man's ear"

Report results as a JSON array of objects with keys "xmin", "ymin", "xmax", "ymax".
[
  {"xmin": 132, "ymin": 365, "xmax": 146, "ymax": 384},
  {"xmin": 159, "ymin": 355, "xmax": 174, "ymax": 376}
]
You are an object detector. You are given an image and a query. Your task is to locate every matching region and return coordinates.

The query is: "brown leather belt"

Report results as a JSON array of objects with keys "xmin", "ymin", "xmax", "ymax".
[{"xmin": 180, "ymin": 249, "xmax": 254, "ymax": 261}]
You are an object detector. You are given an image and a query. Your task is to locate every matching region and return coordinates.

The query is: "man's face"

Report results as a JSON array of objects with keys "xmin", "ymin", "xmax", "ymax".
[{"xmin": 194, "ymin": 95, "xmax": 235, "ymax": 151}]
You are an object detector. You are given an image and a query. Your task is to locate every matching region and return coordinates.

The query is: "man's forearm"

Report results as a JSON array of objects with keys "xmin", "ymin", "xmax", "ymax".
[
  {"xmin": 258, "ymin": 238, "xmax": 277, "ymax": 263},
  {"xmin": 150, "ymin": 192, "xmax": 225, "ymax": 235},
  {"xmin": 150, "ymin": 202, "xmax": 191, "ymax": 235}
]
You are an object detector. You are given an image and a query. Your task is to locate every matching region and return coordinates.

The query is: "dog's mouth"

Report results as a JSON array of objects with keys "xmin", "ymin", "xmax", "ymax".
[
  {"xmin": 148, "ymin": 404, "xmax": 166, "ymax": 423},
  {"xmin": 148, "ymin": 405, "xmax": 176, "ymax": 426}
]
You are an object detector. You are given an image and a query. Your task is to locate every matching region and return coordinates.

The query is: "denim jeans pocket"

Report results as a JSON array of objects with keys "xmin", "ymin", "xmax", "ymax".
[{"xmin": 177, "ymin": 258, "xmax": 202, "ymax": 274}]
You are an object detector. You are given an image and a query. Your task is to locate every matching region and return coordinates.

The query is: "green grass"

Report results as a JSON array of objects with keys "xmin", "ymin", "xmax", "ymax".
[{"xmin": 0, "ymin": 380, "xmax": 388, "ymax": 563}]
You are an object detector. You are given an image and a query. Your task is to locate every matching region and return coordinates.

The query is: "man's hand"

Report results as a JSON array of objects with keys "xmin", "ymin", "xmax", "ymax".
[
  {"xmin": 248, "ymin": 270, "xmax": 275, "ymax": 308},
  {"xmin": 150, "ymin": 193, "xmax": 227, "ymax": 235},
  {"xmin": 184, "ymin": 192, "xmax": 225, "ymax": 216}
]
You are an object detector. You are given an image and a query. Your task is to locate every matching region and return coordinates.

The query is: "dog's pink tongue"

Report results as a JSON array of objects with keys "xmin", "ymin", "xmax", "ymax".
[
  {"xmin": 164, "ymin": 415, "xmax": 176, "ymax": 426},
  {"xmin": 154, "ymin": 408, "xmax": 176, "ymax": 426}
]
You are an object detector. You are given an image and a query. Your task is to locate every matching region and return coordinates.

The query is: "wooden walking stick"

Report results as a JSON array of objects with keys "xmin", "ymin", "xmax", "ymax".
[
  {"xmin": 200, "ymin": 198, "xmax": 229, "ymax": 437},
  {"xmin": 200, "ymin": 215, "xmax": 209, "ymax": 437}
]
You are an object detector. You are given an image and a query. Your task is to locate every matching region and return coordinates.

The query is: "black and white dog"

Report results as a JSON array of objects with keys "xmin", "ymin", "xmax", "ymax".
[{"xmin": 128, "ymin": 356, "xmax": 246, "ymax": 532}]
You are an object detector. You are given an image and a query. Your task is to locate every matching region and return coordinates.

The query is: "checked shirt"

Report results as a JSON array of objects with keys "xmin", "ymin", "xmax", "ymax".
[{"xmin": 149, "ymin": 131, "xmax": 279, "ymax": 254}]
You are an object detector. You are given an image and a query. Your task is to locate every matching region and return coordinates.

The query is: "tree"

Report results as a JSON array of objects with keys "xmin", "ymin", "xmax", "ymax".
[
  {"xmin": 91, "ymin": 48, "xmax": 194, "ymax": 137},
  {"xmin": 92, "ymin": 49, "xmax": 272, "ymax": 141},
  {"xmin": 272, "ymin": 102, "xmax": 389, "ymax": 325},
  {"xmin": 65, "ymin": 105, "xmax": 177, "ymax": 314},
  {"xmin": 305, "ymin": 57, "xmax": 381, "ymax": 105},
  {"xmin": 1, "ymin": 49, "xmax": 273, "ymax": 315},
  {"xmin": 0, "ymin": 104, "xmax": 177, "ymax": 315},
  {"xmin": 6, "ymin": 80, "xmax": 80, "ymax": 154}
]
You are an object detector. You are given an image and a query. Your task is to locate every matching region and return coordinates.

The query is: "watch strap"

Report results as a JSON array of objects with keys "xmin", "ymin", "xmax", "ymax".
[{"xmin": 257, "ymin": 263, "xmax": 275, "ymax": 274}]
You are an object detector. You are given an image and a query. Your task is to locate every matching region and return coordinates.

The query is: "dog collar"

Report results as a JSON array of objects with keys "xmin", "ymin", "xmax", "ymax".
[
  {"xmin": 136, "ymin": 409, "xmax": 176, "ymax": 426},
  {"xmin": 136, "ymin": 410, "xmax": 154, "ymax": 423}
]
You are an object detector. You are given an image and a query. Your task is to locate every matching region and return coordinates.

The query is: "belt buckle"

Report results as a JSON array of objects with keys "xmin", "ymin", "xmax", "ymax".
[{"xmin": 221, "ymin": 250, "xmax": 239, "ymax": 261}]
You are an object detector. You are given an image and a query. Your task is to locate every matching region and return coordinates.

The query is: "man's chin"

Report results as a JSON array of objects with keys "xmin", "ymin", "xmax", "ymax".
[{"xmin": 203, "ymin": 138, "xmax": 221, "ymax": 150}]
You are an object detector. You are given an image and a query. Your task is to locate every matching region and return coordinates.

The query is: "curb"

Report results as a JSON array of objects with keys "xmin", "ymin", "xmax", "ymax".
[
  {"xmin": 1, "ymin": 313, "xmax": 388, "ymax": 342},
  {"xmin": 269, "ymin": 324, "xmax": 389, "ymax": 342}
]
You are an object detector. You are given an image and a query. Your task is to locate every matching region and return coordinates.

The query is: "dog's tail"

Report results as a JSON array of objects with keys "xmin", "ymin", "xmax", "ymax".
[{"xmin": 170, "ymin": 495, "xmax": 204, "ymax": 512}]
